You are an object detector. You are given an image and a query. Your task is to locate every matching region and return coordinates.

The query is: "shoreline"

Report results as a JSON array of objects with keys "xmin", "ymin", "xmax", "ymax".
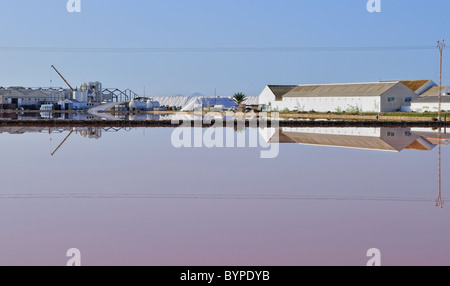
[
  {"xmin": 0, "ymin": 109, "xmax": 445, "ymax": 122},
  {"xmin": 0, "ymin": 119, "xmax": 448, "ymax": 128}
]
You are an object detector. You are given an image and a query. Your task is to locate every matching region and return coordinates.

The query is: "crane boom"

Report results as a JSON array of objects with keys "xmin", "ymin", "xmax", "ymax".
[
  {"xmin": 51, "ymin": 130, "xmax": 74, "ymax": 156},
  {"xmin": 51, "ymin": 65, "xmax": 75, "ymax": 92}
]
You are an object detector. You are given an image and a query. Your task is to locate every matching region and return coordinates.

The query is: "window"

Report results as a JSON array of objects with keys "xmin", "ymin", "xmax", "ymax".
[
  {"xmin": 404, "ymin": 97, "xmax": 412, "ymax": 103},
  {"xmin": 387, "ymin": 132, "xmax": 395, "ymax": 137},
  {"xmin": 387, "ymin": 97, "xmax": 396, "ymax": 102},
  {"xmin": 404, "ymin": 131, "xmax": 412, "ymax": 137}
]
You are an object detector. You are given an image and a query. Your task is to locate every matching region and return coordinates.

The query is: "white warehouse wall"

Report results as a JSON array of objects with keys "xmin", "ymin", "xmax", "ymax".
[
  {"xmin": 259, "ymin": 86, "xmax": 276, "ymax": 106},
  {"xmin": 259, "ymin": 86, "xmax": 381, "ymax": 112},
  {"xmin": 278, "ymin": 96, "xmax": 380, "ymax": 113},
  {"xmin": 411, "ymin": 102, "xmax": 450, "ymax": 113}
]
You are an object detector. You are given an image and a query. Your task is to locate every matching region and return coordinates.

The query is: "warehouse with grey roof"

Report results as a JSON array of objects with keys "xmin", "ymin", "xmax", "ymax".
[{"xmin": 259, "ymin": 81, "xmax": 420, "ymax": 113}]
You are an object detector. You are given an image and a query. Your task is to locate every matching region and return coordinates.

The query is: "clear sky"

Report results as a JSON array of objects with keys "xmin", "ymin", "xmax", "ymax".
[{"xmin": 0, "ymin": 0, "xmax": 449, "ymax": 97}]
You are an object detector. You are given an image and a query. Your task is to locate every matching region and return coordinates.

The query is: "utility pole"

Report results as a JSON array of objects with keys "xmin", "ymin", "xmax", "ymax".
[{"xmin": 437, "ymin": 39, "xmax": 445, "ymax": 121}]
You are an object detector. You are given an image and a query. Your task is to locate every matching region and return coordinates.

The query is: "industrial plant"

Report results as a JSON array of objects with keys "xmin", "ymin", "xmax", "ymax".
[
  {"xmin": 0, "ymin": 66, "xmax": 109, "ymax": 111},
  {"xmin": 0, "ymin": 65, "xmax": 261, "ymax": 114},
  {"xmin": 1, "ymin": 64, "xmax": 449, "ymax": 116}
]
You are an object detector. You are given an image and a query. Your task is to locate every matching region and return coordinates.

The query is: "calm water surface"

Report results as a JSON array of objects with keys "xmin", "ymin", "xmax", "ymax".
[{"xmin": 0, "ymin": 126, "xmax": 449, "ymax": 266}]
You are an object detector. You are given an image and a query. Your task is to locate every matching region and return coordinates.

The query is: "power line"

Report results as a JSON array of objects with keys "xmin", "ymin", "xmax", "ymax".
[
  {"xmin": 0, "ymin": 45, "xmax": 436, "ymax": 53},
  {"xmin": 0, "ymin": 193, "xmax": 441, "ymax": 203}
]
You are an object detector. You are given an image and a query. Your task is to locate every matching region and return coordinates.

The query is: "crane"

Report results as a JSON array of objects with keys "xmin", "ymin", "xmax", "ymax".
[{"xmin": 51, "ymin": 65, "xmax": 75, "ymax": 92}]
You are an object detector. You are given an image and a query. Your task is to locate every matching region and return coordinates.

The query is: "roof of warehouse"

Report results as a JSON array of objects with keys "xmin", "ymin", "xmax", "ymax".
[
  {"xmin": 0, "ymin": 89, "xmax": 23, "ymax": 96},
  {"xmin": 267, "ymin": 85, "xmax": 298, "ymax": 101},
  {"xmin": 412, "ymin": 96, "xmax": 450, "ymax": 103},
  {"xmin": 280, "ymin": 82, "xmax": 400, "ymax": 98},
  {"xmin": 381, "ymin": 80, "xmax": 432, "ymax": 92},
  {"xmin": 419, "ymin": 86, "xmax": 448, "ymax": 97},
  {"xmin": 0, "ymin": 88, "xmax": 48, "ymax": 97}
]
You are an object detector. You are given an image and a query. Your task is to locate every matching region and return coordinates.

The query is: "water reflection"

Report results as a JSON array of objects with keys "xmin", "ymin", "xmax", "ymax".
[
  {"xmin": 0, "ymin": 125, "xmax": 448, "ymax": 265},
  {"xmin": 0, "ymin": 111, "xmax": 260, "ymax": 121},
  {"xmin": 262, "ymin": 126, "xmax": 448, "ymax": 210},
  {"xmin": 437, "ymin": 128, "xmax": 445, "ymax": 209},
  {"xmin": 125, "ymin": 112, "xmax": 253, "ymax": 121},
  {"xmin": 3, "ymin": 126, "xmax": 447, "ymax": 153},
  {"xmin": 0, "ymin": 126, "xmax": 111, "ymax": 139}
]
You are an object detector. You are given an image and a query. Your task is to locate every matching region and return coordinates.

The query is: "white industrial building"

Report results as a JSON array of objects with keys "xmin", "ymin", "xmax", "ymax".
[
  {"xmin": 259, "ymin": 82, "xmax": 419, "ymax": 113},
  {"xmin": 128, "ymin": 98, "xmax": 161, "ymax": 111},
  {"xmin": 57, "ymin": 99, "xmax": 88, "ymax": 111},
  {"xmin": 0, "ymin": 84, "xmax": 102, "ymax": 110},
  {"xmin": 75, "ymin": 81, "xmax": 103, "ymax": 103},
  {"xmin": 0, "ymin": 88, "xmax": 62, "ymax": 109},
  {"xmin": 410, "ymin": 84, "xmax": 450, "ymax": 113}
]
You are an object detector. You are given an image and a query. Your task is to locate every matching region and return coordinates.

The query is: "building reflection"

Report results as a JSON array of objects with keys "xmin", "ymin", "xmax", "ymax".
[
  {"xmin": 0, "ymin": 124, "xmax": 445, "ymax": 208},
  {"xmin": 261, "ymin": 126, "xmax": 447, "ymax": 208},
  {"xmin": 260, "ymin": 127, "xmax": 450, "ymax": 152},
  {"xmin": 10, "ymin": 112, "xmax": 100, "ymax": 121},
  {"xmin": 0, "ymin": 126, "xmax": 104, "ymax": 139}
]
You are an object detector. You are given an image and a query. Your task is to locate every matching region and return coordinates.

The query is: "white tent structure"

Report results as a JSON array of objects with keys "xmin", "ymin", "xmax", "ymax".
[
  {"xmin": 149, "ymin": 96, "xmax": 192, "ymax": 108},
  {"xmin": 143, "ymin": 95, "xmax": 259, "ymax": 111},
  {"xmin": 180, "ymin": 97, "xmax": 238, "ymax": 111}
]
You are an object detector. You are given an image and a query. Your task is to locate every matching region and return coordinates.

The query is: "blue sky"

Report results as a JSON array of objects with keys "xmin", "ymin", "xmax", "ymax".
[{"xmin": 0, "ymin": 0, "xmax": 449, "ymax": 97}]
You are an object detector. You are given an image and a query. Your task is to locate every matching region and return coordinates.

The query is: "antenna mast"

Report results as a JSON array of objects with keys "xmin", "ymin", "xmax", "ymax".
[{"xmin": 437, "ymin": 39, "xmax": 445, "ymax": 121}]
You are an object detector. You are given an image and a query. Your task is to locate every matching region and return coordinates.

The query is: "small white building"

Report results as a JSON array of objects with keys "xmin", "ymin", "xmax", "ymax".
[
  {"xmin": 411, "ymin": 96, "xmax": 450, "ymax": 113},
  {"xmin": 58, "ymin": 99, "xmax": 87, "ymax": 110},
  {"xmin": 259, "ymin": 82, "xmax": 419, "ymax": 113}
]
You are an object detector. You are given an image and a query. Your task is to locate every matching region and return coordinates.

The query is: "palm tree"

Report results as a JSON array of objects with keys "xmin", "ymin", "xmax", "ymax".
[{"xmin": 232, "ymin": 92, "xmax": 247, "ymax": 105}]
